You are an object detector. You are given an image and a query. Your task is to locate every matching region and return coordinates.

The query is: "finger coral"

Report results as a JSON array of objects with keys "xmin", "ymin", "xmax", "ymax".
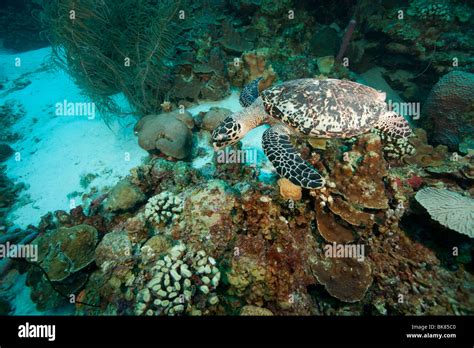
[
  {"xmin": 144, "ymin": 191, "xmax": 183, "ymax": 226},
  {"xmin": 134, "ymin": 243, "xmax": 221, "ymax": 316}
]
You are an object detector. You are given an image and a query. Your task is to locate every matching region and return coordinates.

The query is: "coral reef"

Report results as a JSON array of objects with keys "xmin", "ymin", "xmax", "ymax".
[
  {"xmin": 4, "ymin": 0, "xmax": 474, "ymax": 319},
  {"xmin": 12, "ymin": 147, "xmax": 474, "ymax": 315}
]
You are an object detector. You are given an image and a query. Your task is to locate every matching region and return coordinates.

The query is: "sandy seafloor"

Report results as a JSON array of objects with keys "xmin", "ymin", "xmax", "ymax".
[
  {"xmin": 0, "ymin": 46, "xmax": 274, "ymax": 314},
  {"xmin": 0, "ymin": 47, "xmax": 273, "ymax": 230}
]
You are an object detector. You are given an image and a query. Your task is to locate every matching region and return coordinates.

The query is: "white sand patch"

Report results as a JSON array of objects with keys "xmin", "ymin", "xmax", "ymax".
[
  {"xmin": 1, "ymin": 47, "xmax": 275, "ymax": 229},
  {"xmin": 187, "ymin": 90, "xmax": 243, "ymax": 115},
  {"xmin": 1, "ymin": 47, "xmax": 147, "ymax": 228}
]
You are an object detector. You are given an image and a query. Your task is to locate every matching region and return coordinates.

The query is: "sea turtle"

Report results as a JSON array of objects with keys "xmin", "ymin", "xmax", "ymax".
[{"xmin": 212, "ymin": 78, "xmax": 414, "ymax": 189}]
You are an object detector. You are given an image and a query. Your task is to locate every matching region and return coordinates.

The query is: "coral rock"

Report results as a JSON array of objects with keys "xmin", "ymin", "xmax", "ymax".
[
  {"xmin": 201, "ymin": 107, "xmax": 232, "ymax": 132},
  {"xmin": 103, "ymin": 180, "xmax": 146, "ymax": 213},
  {"xmin": 333, "ymin": 134, "xmax": 389, "ymax": 209},
  {"xmin": 176, "ymin": 180, "xmax": 236, "ymax": 257},
  {"xmin": 312, "ymin": 257, "xmax": 373, "ymax": 303},
  {"xmin": 404, "ymin": 128, "xmax": 448, "ymax": 167},
  {"xmin": 31, "ymin": 224, "xmax": 98, "ymax": 281},
  {"xmin": 134, "ymin": 110, "xmax": 194, "ymax": 159},
  {"xmin": 95, "ymin": 230, "xmax": 133, "ymax": 270},
  {"xmin": 240, "ymin": 305, "xmax": 273, "ymax": 316}
]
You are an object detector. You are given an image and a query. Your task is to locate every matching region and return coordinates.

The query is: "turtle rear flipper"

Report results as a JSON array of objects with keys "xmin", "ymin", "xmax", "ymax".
[
  {"xmin": 374, "ymin": 111, "xmax": 413, "ymax": 139},
  {"xmin": 262, "ymin": 125, "xmax": 325, "ymax": 189},
  {"xmin": 373, "ymin": 111, "xmax": 416, "ymax": 158}
]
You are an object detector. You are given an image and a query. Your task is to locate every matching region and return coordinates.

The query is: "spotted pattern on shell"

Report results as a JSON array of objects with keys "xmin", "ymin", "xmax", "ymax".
[{"xmin": 261, "ymin": 78, "xmax": 388, "ymax": 138}]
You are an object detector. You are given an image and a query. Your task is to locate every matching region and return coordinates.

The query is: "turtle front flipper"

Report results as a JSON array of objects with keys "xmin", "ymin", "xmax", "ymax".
[{"xmin": 262, "ymin": 125, "xmax": 325, "ymax": 189}]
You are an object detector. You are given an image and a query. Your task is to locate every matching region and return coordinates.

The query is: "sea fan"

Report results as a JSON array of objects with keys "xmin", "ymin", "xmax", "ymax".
[
  {"xmin": 415, "ymin": 187, "xmax": 474, "ymax": 238},
  {"xmin": 38, "ymin": 0, "xmax": 182, "ymax": 121}
]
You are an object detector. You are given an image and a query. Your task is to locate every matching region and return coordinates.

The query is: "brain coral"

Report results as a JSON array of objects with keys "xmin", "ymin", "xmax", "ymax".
[
  {"xmin": 134, "ymin": 110, "xmax": 194, "ymax": 159},
  {"xmin": 422, "ymin": 71, "xmax": 474, "ymax": 151}
]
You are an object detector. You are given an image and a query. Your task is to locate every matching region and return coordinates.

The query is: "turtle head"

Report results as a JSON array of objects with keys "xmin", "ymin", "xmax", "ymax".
[
  {"xmin": 212, "ymin": 115, "xmax": 244, "ymax": 150},
  {"xmin": 212, "ymin": 97, "xmax": 268, "ymax": 151}
]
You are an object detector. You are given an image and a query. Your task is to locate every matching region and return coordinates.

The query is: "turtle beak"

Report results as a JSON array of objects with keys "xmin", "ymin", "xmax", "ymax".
[
  {"xmin": 212, "ymin": 137, "xmax": 226, "ymax": 151},
  {"xmin": 212, "ymin": 133, "xmax": 227, "ymax": 151}
]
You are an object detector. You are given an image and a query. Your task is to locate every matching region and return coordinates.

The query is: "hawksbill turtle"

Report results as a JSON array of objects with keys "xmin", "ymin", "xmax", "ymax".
[{"xmin": 212, "ymin": 78, "xmax": 414, "ymax": 189}]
